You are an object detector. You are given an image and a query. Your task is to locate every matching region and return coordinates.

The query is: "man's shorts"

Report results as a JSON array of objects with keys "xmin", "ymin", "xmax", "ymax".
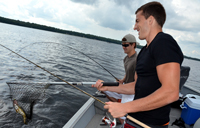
[{"xmin": 104, "ymin": 91, "xmax": 135, "ymax": 120}]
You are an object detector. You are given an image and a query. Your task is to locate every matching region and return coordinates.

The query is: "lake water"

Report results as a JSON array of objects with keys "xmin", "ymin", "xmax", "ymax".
[{"xmin": 0, "ymin": 23, "xmax": 200, "ymax": 128}]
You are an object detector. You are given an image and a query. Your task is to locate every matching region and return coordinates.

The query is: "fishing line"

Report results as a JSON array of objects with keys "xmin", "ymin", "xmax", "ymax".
[
  {"xmin": 16, "ymin": 42, "xmax": 119, "ymax": 81},
  {"xmin": 1, "ymin": 44, "xmax": 150, "ymax": 128},
  {"xmin": 0, "ymin": 43, "xmax": 105, "ymax": 105}
]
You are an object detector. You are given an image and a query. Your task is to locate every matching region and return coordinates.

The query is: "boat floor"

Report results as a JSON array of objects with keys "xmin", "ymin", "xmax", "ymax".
[{"xmin": 86, "ymin": 96, "xmax": 194, "ymax": 128}]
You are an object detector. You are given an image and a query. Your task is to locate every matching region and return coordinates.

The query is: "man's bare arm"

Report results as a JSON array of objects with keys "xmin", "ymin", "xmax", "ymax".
[{"xmin": 105, "ymin": 62, "xmax": 180, "ymax": 118}]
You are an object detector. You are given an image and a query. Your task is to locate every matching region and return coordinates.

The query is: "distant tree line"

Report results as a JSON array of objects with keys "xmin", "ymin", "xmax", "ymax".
[
  {"xmin": 184, "ymin": 56, "xmax": 200, "ymax": 61},
  {"xmin": 0, "ymin": 16, "xmax": 199, "ymax": 61},
  {"xmin": 0, "ymin": 16, "xmax": 143, "ymax": 49}
]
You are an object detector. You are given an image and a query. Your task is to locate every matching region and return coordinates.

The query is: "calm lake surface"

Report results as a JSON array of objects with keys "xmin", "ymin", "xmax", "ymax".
[{"xmin": 0, "ymin": 23, "xmax": 200, "ymax": 128}]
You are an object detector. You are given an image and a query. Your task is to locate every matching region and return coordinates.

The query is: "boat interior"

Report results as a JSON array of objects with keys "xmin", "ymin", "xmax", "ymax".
[{"xmin": 63, "ymin": 66, "xmax": 200, "ymax": 128}]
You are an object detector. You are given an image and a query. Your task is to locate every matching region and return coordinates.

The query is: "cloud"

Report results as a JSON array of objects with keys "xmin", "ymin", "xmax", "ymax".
[
  {"xmin": 192, "ymin": 50, "xmax": 200, "ymax": 55},
  {"xmin": 68, "ymin": 0, "xmax": 143, "ymax": 31},
  {"xmin": 70, "ymin": 0, "xmax": 99, "ymax": 5},
  {"xmin": 85, "ymin": 1, "xmax": 134, "ymax": 30},
  {"xmin": 183, "ymin": 43, "xmax": 200, "ymax": 59},
  {"xmin": 0, "ymin": 0, "xmax": 200, "ymax": 58},
  {"xmin": 164, "ymin": 0, "xmax": 200, "ymax": 33},
  {"xmin": 25, "ymin": 1, "xmax": 55, "ymax": 21},
  {"xmin": 114, "ymin": 0, "xmax": 141, "ymax": 13},
  {"xmin": 10, "ymin": 0, "xmax": 93, "ymax": 30}
]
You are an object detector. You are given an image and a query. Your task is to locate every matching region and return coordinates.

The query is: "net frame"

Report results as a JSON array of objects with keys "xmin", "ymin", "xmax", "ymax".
[{"xmin": 7, "ymin": 82, "xmax": 50, "ymax": 120}]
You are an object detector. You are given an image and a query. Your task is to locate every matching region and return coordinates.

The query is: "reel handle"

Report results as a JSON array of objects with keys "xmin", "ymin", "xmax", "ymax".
[{"xmin": 102, "ymin": 82, "xmax": 119, "ymax": 86}]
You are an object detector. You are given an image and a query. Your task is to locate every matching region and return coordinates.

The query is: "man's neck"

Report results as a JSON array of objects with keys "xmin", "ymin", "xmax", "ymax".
[
  {"xmin": 146, "ymin": 28, "xmax": 162, "ymax": 47},
  {"xmin": 128, "ymin": 50, "xmax": 136, "ymax": 57}
]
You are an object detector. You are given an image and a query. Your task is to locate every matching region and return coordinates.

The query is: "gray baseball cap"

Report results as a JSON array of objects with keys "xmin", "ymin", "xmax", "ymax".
[{"xmin": 122, "ymin": 34, "xmax": 136, "ymax": 43}]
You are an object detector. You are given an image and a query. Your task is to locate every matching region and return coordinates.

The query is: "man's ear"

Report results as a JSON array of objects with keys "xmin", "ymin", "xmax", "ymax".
[
  {"xmin": 133, "ymin": 43, "xmax": 136, "ymax": 48},
  {"xmin": 148, "ymin": 15, "xmax": 154, "ymax": 25}
]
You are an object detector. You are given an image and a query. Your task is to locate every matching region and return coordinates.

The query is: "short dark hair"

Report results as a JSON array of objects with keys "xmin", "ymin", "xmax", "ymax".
[{"xmin": 135, "ymin": 1, "xmax": 166, "ymax": 27}]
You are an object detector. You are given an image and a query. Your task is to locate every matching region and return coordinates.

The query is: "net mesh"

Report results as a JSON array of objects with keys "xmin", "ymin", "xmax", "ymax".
[{"xmin": 7, "ymin": 82, "xmax": 50, "ymax": 120}]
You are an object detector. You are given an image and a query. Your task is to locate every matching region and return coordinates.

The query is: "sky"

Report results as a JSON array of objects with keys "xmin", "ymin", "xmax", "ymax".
[{"xmin": 0, "ymin": 0, "xmax": 200, "ymax": 59}]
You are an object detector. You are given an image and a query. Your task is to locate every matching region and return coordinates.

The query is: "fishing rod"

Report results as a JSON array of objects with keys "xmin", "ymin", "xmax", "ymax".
[
  {"xmin": 16, "ymin": 42, "xmax": 119, "ymax": 81},
  {"xmin": 1, "ymin": 44, "xmax": 104, "ymax": 104},
  {"xmin": 0, "ymin": 44, "xmax": 150, "ymax": 128}
]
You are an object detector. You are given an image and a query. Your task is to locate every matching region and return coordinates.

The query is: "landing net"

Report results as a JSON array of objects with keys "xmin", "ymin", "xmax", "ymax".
[{"xmin": 7, "ymin": 82, "xmax": 50, "ymax": 120}]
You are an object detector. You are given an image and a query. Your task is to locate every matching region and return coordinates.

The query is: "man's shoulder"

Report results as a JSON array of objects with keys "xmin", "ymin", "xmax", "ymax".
[
  {"xmin": 152, "ymin": 32, "xmax": 177, "ymax": 48},
  {"xmin": 156, "ymin": 32, "xmax": 174, "ymax": 41}
]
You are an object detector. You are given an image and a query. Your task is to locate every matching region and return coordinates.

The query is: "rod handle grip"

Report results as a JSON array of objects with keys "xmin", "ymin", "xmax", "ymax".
[{"xmin": 102, "ymin": 82, "xmax": 119, "ymax": 86}]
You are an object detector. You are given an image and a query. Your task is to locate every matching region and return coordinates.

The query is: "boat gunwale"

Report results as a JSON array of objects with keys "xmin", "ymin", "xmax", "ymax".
[{"xmin": 63, "ymin": 97, "xmax": 95, "ymax": 128}]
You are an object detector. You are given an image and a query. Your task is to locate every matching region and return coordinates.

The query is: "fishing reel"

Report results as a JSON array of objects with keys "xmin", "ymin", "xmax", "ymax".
[{"xmin": 102, "ymin": 115, "xmax": 116, "ymax": 128}]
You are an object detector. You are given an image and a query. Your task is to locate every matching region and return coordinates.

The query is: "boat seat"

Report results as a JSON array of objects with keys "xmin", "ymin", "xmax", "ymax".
[
  {"xmin": 179, "ymin": 66, "xmax": 190, "ymax": 90},
  {"xmin": 171, "ymin": 66, "xmax": 190, "ymax": 108},
  {"xmin": 193, "ymin": 118, "xmax": 200, "ymax": 128}
]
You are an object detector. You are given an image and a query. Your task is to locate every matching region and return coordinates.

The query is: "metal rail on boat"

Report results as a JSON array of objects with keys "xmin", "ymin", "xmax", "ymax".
[
  {"xmin": 63, "ymin": 97, "xmax": 96, "ymax": 128},
  {"xmin": 184, "ymin": 85, "xmax": 200, "ymax": 94}
]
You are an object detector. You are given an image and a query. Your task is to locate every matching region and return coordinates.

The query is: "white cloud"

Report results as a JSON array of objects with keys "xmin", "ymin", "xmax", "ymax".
[
  {"xmin": 165, "ymin": 29, "xmax": 200, "ymax": 44},
  {"xmin": 192, "ymin": 50, "xmax": 200, "ymax": 54},
  {"xmin": 164, "ymin": 28, "xmax": 200, "ymax": 58},
  {"xmin": 0, "ymin": 0, "xmax": 200, "ymax": 58},
  {"xmin": 169, "ymin": 0, "xmax": 200, "ymax": 32}
]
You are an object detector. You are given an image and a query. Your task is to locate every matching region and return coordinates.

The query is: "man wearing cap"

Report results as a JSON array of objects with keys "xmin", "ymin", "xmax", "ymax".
[
  {"xmin": 120, "ymin": 34, "xmax": 137, "ymax": 85},
  {"xmin": 98, "ymin": 34, "xmax": 137, "ymax": 124}
]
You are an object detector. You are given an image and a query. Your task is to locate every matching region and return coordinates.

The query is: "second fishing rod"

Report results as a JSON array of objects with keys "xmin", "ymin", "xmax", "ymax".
[{"xmin": 17, "ymin": 42, "xmax": 119, "ymax": 81}]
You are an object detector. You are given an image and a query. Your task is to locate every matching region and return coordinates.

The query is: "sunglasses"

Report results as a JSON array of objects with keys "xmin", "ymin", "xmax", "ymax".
[{"xmin": 122, "ymin": 44, "xmax": 130, "ymax": 47}]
